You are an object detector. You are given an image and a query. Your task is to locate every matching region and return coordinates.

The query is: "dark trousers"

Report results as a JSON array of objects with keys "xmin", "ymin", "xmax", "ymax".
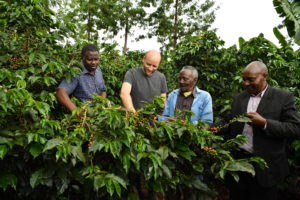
[
  {"xmin": 227, "ymin": 171, "xmax": 278, "ymax": 200},
  {"xmin": 227, "ymin": 150, "xmax": 278, "ymax": 200}
]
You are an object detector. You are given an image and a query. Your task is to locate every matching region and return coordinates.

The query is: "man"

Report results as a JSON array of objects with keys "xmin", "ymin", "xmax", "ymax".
[
  {"xmin": 56, "ymin": 44, "xmax": 107, "ymax": 112},
  {"xmin": 219, "ymin": 61, "xmax": 300, "ymax": 200},
  {"xmin": 120, "ymin": 50, "xmax": 167, "ymax": 112},
  {"xmin": 120, "ymin": 50, "xmax": 167, "ymax": 199},
  {"xmin": 161, "ymin": 66, "xmax": 213, "ymax": 124}
]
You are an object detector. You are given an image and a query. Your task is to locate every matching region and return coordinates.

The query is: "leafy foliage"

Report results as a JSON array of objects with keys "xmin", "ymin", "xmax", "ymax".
[
  {"xmin": 147, "ymin": 0, "xmax": 218, "ymax": 50},
  {"xmin": 1, "ymin": 0, "xmax": 300, "ymax": 199},
  {"xmin": 273, "ymin": 0, "xmax": 300, "ymax": 45}
]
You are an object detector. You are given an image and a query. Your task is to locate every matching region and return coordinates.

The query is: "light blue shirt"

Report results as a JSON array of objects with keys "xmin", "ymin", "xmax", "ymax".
[{"xmin": 161, "ymin": 87, "xmax": 213, "ymax": 124}]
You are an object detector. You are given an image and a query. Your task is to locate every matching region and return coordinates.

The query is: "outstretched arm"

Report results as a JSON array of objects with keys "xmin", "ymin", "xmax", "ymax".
[
  {"xmin": 56, "ymin": 88, "xmax": 77, "ymax": 112},
  {"xmin": 120, "ymin": 82, "xmax": 136, "ymax": 112}
]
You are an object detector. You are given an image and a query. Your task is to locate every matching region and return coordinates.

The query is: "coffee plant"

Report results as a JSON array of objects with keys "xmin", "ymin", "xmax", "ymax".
[{"xmin": 1, "ymin": 0, "xmax": 299, "ymax": 199}]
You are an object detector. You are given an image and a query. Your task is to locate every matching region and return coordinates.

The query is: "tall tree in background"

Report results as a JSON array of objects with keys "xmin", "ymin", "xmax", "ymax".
[
  {"xmin": 59, "ymin": 0, "xmax": 119, "ymax": 42},
  {"xmin": 147, "ymin": 0, "xmax": 217, "ymax": 50},
  {"xmin": 273, "ymin": 0, "xmax": 300, "ymax": 46},
  {"xmin": 57, "ymin": 0, "xmax": 150, "ymax": 53},
  {"xmin": 114, "ymin": 0, "xmax": 148, "ymax": 53}
]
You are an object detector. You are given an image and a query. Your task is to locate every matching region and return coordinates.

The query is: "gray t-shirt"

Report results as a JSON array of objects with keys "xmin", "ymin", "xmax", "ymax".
[{"xmin": 124, "ymin": 68, "xmax": 167, "ymax": 109}]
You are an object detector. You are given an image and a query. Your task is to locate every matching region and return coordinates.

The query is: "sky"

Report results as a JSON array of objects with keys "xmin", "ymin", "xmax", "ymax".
[
  {"xmin": 212, "ymin": 0, "xmax": 286, "ymax": 48},
  {"xmin": 124, "ymin": 0, "xmax": 287, "ymax": 51}
]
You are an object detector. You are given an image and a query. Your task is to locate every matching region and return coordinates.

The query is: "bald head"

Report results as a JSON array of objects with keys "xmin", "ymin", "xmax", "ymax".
[
  {"xmin": 144, "ymin": 50, "xmax": 161, "ymax": 62},
  {"xmin": 244, "ymin": 61, "xmax": 268, "ymax": 77},
  {"xmin": 243, "ymin": 61, "xmax": 268, "ymax": 95},
  {"xmin": 142, "ymin": 50, "xmax": 161, "ymax": 76}
]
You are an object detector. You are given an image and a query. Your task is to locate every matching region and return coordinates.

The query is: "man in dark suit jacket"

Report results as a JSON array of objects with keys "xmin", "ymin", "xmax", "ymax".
[{"xmin": 220, "ymin": 61, "xmax": 300, "ymax": 200}]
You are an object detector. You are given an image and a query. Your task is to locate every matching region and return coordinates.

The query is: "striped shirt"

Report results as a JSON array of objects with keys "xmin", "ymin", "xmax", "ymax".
[{"xmin": 240, "ymin": 85, "xmax": 268, "ymax": 153}]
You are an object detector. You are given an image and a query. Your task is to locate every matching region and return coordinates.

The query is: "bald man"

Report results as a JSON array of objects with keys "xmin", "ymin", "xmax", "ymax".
[
  {"xmin": 120, "ymin": 50, "xmax": 167, "ymax": 112},
  {"xmin": 218, "ymin": 61, "xmax": 300, "ymax": 200}
]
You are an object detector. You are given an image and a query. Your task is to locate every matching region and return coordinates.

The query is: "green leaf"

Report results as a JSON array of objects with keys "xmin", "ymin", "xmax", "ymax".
[
  {"xmin": 238, "ymin": 37, "xmax": 245, "ymax": 48},
  {"xmin": 176, "ymin": 127, "xmax": 186, "ymax": 138},
  {"xmin": 0, "ymin": 174, "xmax": 17, "ymax": 190},
  {"xmin": 43, "ymin": 138, "xmax": 64, "ymax": 152},
  {"xmin": 108, "ymin": 140, "xmax": 122, "ymax": 158},
  {"xmin": 16, "ymin": 80, "xmax": 26, "ymax": 88},
  {"xmin": 149, "ymin": 154, "xmax": 162, "ymax": 168},
  {"xmin": 89, "ymin": 140, "xmax": 104, "ymax": 153},
  {"xmin": 29, "ymin": 143, "xmax": 43, "ymax": 159},
  {"xmin": 30, "ymin": 169, "xmax": 44, "ymax": 188},
  {"xmin": 236, "ymin": 116, "xmax": 251, "ymax": 123},
  {"xmin": 120, "ymin": 151, "xmax": 131, "ymax": 173},
  {"xmin": 113, "ymin": 179, "xmax": 121, "ymax": 197},
  {"xmin": 273, "ymin": 27, "xmax": 288, "ymax": 46},
  {"xmin": 273, "ymin": 0, "xmax": 300, "ymax": 45},
  {"xmin": 178, "ymin": 150, "xmax": 196, "ymax": 161},
  {"xmin": 163, "ymin": 126, "xmax": 174, "ymax": 140},
  {"xmin": 161, "ymin": 164, "xmax": 172, "ymax": 178},
  {"xmin": 0, "ymin": 145, "xmax": 8, "ymax": 159},
  {"xmin": 176, "ymin": 144, "xmax": 196, "ymax": 161},
  {"xmin": 157, "ymin": 146, "xmax": 169, "ymax": 160},
  {"xmin": 0, "ymin": 136, "xmax": 13, "ymax": 146},
  {"xmin": 94, "ymin": 175, "xmax": 105, "ymax": 190},
  {"xmin": 190, "ymin": 177, "xmax": 211, "ymax": 192},
  {"xmin": 43, "ymin": 77, "xmax": 57, "ymax": 86},
  {"xmin": 107, "ymin": 179, "xmax": 114, "ymax": 196},
  {"xmin": 231, "ymin": 172, "xmax": 240, "ymax": 182},
  {"xmin": 106, "ymin": 174, "xmax": 127, "ymax": 188},
  {"xmin": 71, "ymin": 145, "xmax": 86, "ymax": 163},
  {"xmin": 248, "ymin": 156, "xmax": 268, "ymax": 169},
  {"xmin": 29, "ymin": 53, "xmax": 35, "ymax": 64},
  {"xmin": 225, "ymin": 160, "xmax": 255, "ymax": 176},
  {"xmin": 28, "ymin": 76, "xmax": 40, "ymax": 84},
  {"xmin": 57, "ymin": 177, "xmax": 69, "ymax": 195}
]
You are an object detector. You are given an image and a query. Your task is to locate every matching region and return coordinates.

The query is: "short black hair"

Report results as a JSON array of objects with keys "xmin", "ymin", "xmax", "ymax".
[{"xmin": 81, "ymin": 44, "xmax": 99, "ymax": 57}]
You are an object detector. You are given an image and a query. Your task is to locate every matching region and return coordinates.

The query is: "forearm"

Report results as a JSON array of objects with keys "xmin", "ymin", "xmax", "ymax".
[
  {"xmin": 120, "ymin": 93, "xmax": 136, "ymax": 112},
  {"xmin": 56, "ymin": 88, "xmax": 77, "ymax": 112}
]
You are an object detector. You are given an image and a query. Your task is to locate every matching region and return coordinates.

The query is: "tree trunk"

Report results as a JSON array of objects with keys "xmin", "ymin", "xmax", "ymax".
[
  {"xmin": 123, "ymin": 23, "xmax": 129, "ymax": 54},
  {"xmin": 173, "ymin": 0, "xmax": 179, "ymax": 49},
  {"xmin": 87, "ymin": 0, "xmax": 92, "ymax": 41},
  {"xmin": 123, "ymin": 6, "xmax": 129, "ymax": 54}
]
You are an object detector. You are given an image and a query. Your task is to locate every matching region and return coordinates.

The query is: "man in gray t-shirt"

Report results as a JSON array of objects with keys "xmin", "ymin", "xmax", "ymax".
[{"xmin": 120, "ymin": 50, "xmax": 167, "ymax": 111}]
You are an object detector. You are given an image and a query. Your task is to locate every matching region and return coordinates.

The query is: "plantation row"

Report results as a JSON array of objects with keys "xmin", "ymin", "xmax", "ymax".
[
  {"xmin": 1, "ymin": 1, "xmax": 300, "ymax": 199},
  {"xmin": 1, "ymin": 31, "xmax": 300, "ymax": 199}
]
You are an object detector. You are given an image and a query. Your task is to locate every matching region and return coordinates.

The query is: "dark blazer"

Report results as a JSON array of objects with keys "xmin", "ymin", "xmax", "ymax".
[{"xmin": 224, "ymin": 86, "xmax": 300, "ymax": 187}]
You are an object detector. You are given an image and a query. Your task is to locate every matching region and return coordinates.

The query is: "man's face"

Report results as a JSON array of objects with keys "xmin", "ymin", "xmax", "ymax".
[
  {"xmin": 243, "ymin": 69, "xmax": 267, "ymax": 95},
  {"xmin": 142, "ymin": 57, "xmax": 160, "ymax": 76},
  {"xmin": 82, "ymin": 51, "xmax": 99, "ymax": 72},
  {"xmin": 179, "ymin": 69, "xmax": 197, "ymax": 92}
]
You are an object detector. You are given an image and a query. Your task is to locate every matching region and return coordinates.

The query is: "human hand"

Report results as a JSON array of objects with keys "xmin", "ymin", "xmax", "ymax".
[{"xmin": 245, "ymin": 112, "xmax": 266, "ymax": 127}]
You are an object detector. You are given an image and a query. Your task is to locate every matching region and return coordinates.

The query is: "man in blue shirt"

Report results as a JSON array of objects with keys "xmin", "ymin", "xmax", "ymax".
[
  {"xmin": 161, "ymin": 66, "xmax": 213, "ymax": 124},
  {"xmin": 56, "ymin": 44, "xmax": 107, "ymax": 112}
]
